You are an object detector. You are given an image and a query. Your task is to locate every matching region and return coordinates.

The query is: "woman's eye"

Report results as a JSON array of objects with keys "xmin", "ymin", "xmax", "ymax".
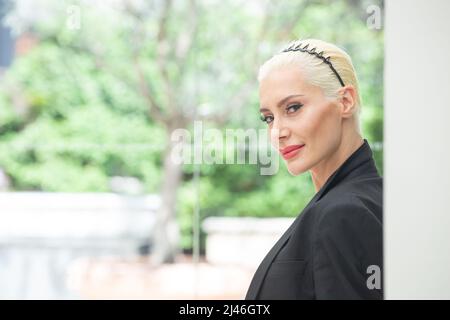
[
  {"xmin": 260, "ymin": 114, "xmax": 274, "ymax": 124},
  {"xmin": 286, "ymin": 103, "xmax": 303, "ymax": 114}
]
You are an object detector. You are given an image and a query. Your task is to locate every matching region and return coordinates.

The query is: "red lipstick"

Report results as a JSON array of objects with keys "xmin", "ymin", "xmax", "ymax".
[{"xmin": 280, "ymin": 144, "xmax": 305, "ymax": 160}]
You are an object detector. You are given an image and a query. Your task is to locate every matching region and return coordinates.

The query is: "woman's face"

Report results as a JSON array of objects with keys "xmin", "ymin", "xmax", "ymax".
[{"xmin": 259, "ymin": 64, "xmax": 344, "ymax": 176}]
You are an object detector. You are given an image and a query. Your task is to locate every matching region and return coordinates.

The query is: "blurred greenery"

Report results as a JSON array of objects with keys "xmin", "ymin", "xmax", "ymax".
[{"xmin": 0, "ymin": 0, "xmax": 383, "ymax": 251}]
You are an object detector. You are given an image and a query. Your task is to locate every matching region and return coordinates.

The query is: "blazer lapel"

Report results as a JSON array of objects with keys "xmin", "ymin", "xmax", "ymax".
[
  {"xmin": 244, "ymin": 221, "xmax": 293, "ymax": 299},
  {"xmin": 245, "ymin": 187, "xmax": 325, "ymax": 299}
]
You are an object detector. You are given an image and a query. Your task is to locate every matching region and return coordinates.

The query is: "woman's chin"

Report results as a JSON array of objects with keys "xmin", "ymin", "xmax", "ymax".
[{"xmin": 286, "ymin": 163, "xmax": 308, "ymax": 176}]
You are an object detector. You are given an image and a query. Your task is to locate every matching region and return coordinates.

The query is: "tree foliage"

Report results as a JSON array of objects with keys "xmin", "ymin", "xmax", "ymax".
[{"xmin": 0, "ymin": 0, "xmax": 384, "ymax": 251}]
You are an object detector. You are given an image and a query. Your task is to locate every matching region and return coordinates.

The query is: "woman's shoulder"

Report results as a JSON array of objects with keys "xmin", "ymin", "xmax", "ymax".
[
  {"xmin": 316, "ymin": 174, "xmax": 383, "ymax": 218},
  {"xmin": 313, "ymin": 192, "xmax": 382, "ymax": 234}
]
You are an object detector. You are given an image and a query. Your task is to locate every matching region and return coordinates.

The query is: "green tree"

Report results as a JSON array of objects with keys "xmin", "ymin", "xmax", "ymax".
[{"xmin": 0, "ymin": 0, "xmax": 383, "ymax": 260}]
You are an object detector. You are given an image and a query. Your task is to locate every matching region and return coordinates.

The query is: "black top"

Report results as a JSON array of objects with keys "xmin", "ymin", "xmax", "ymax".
[{"xmin": 245, "ymin": 139, "xmax": 383, "ymax": 300}]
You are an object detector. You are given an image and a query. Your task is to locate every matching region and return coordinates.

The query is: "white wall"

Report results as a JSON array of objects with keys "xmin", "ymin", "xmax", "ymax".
[{"xmin": 385, "ymin": 0, "xmax": 450, "ymax": 299}]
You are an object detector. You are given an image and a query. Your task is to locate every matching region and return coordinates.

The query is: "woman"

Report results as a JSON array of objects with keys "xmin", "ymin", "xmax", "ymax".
[{"xmin": 245, "ymin": 39, "xmax": 383, "ymax": 300}]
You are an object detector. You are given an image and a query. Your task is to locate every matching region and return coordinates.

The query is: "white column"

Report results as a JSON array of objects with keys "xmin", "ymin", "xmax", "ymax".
[{"xmin": 385, "ymin": 0, "xmax": 450, "ymax": 299}]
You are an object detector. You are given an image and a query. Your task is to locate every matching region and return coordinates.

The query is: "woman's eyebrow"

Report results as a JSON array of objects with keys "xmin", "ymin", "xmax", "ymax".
[{"xmin": 259, "ymin": 94, "xmax": 304, "ymax": 112}]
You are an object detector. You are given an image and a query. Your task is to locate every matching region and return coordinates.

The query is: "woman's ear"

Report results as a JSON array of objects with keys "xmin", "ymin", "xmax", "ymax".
[{"xmin": 338, "ymin": 85, "xmax": 357, "ymax": 118}]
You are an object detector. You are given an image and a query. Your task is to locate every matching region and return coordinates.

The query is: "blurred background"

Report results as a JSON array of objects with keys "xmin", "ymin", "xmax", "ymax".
[{"xmin": 0, "ymin": 0, "xmax": 383, "ymax": 299}]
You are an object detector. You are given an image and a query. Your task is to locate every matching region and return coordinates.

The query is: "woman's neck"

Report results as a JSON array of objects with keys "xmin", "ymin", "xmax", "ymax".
[{"xmin": 309, "ymin": 135, "xmax": 364, "ymax": 193}]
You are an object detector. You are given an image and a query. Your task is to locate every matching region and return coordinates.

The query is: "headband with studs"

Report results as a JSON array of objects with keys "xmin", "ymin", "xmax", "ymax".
[{"xmin": 281, "ymin": 42, "xmax": 345, "ymax": 87}]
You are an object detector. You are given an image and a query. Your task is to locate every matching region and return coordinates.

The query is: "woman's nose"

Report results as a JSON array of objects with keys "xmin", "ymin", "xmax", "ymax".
[{"xmin": 270, "ymin": 120, "xmax": 289, "ymax": 144}]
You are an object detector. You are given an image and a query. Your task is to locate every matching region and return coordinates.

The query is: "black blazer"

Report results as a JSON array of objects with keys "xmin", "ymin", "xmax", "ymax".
[{"xmin": 245, "ymin": 139, "xmax": 383, "ymax": 300}]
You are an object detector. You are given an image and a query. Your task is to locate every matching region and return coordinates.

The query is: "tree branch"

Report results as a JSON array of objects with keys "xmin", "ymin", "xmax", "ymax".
[
  {"xmin": 174, "ymin": 0, "xmax": 199, "ymax": 74},
  {"xmin": 155, "ymin": 0, "xmax": 178, "ymax": 117},
  {"xmin": 132, "ymin": 54, "xmax": 167, "ymax": 124},
  {"xmin": 213, "ymin": 0, "xmax": 275, "ymax": 125}
]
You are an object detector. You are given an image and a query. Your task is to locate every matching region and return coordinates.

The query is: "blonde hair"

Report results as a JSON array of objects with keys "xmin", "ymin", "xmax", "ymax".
[{"xmin": 258, "ymin": 39, "xmax": 362, "ymax": 133}]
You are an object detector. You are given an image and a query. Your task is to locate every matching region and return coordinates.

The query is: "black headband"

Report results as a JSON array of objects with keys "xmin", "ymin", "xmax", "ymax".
[{"xmin": 281, "ymin": 42, "xmax": 345, "ymax": 87}]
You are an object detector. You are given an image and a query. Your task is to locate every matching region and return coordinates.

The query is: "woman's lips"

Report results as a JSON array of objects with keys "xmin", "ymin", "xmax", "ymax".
[{"xmin": 280, "ymin": 144, "xmax": 305, "ymax": 160}]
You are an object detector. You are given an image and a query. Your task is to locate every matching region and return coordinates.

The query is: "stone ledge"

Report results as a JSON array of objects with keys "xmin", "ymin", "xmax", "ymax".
[{"xmin": 202, "ymin": 217, "xmax": 295, "ymax": 268}]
